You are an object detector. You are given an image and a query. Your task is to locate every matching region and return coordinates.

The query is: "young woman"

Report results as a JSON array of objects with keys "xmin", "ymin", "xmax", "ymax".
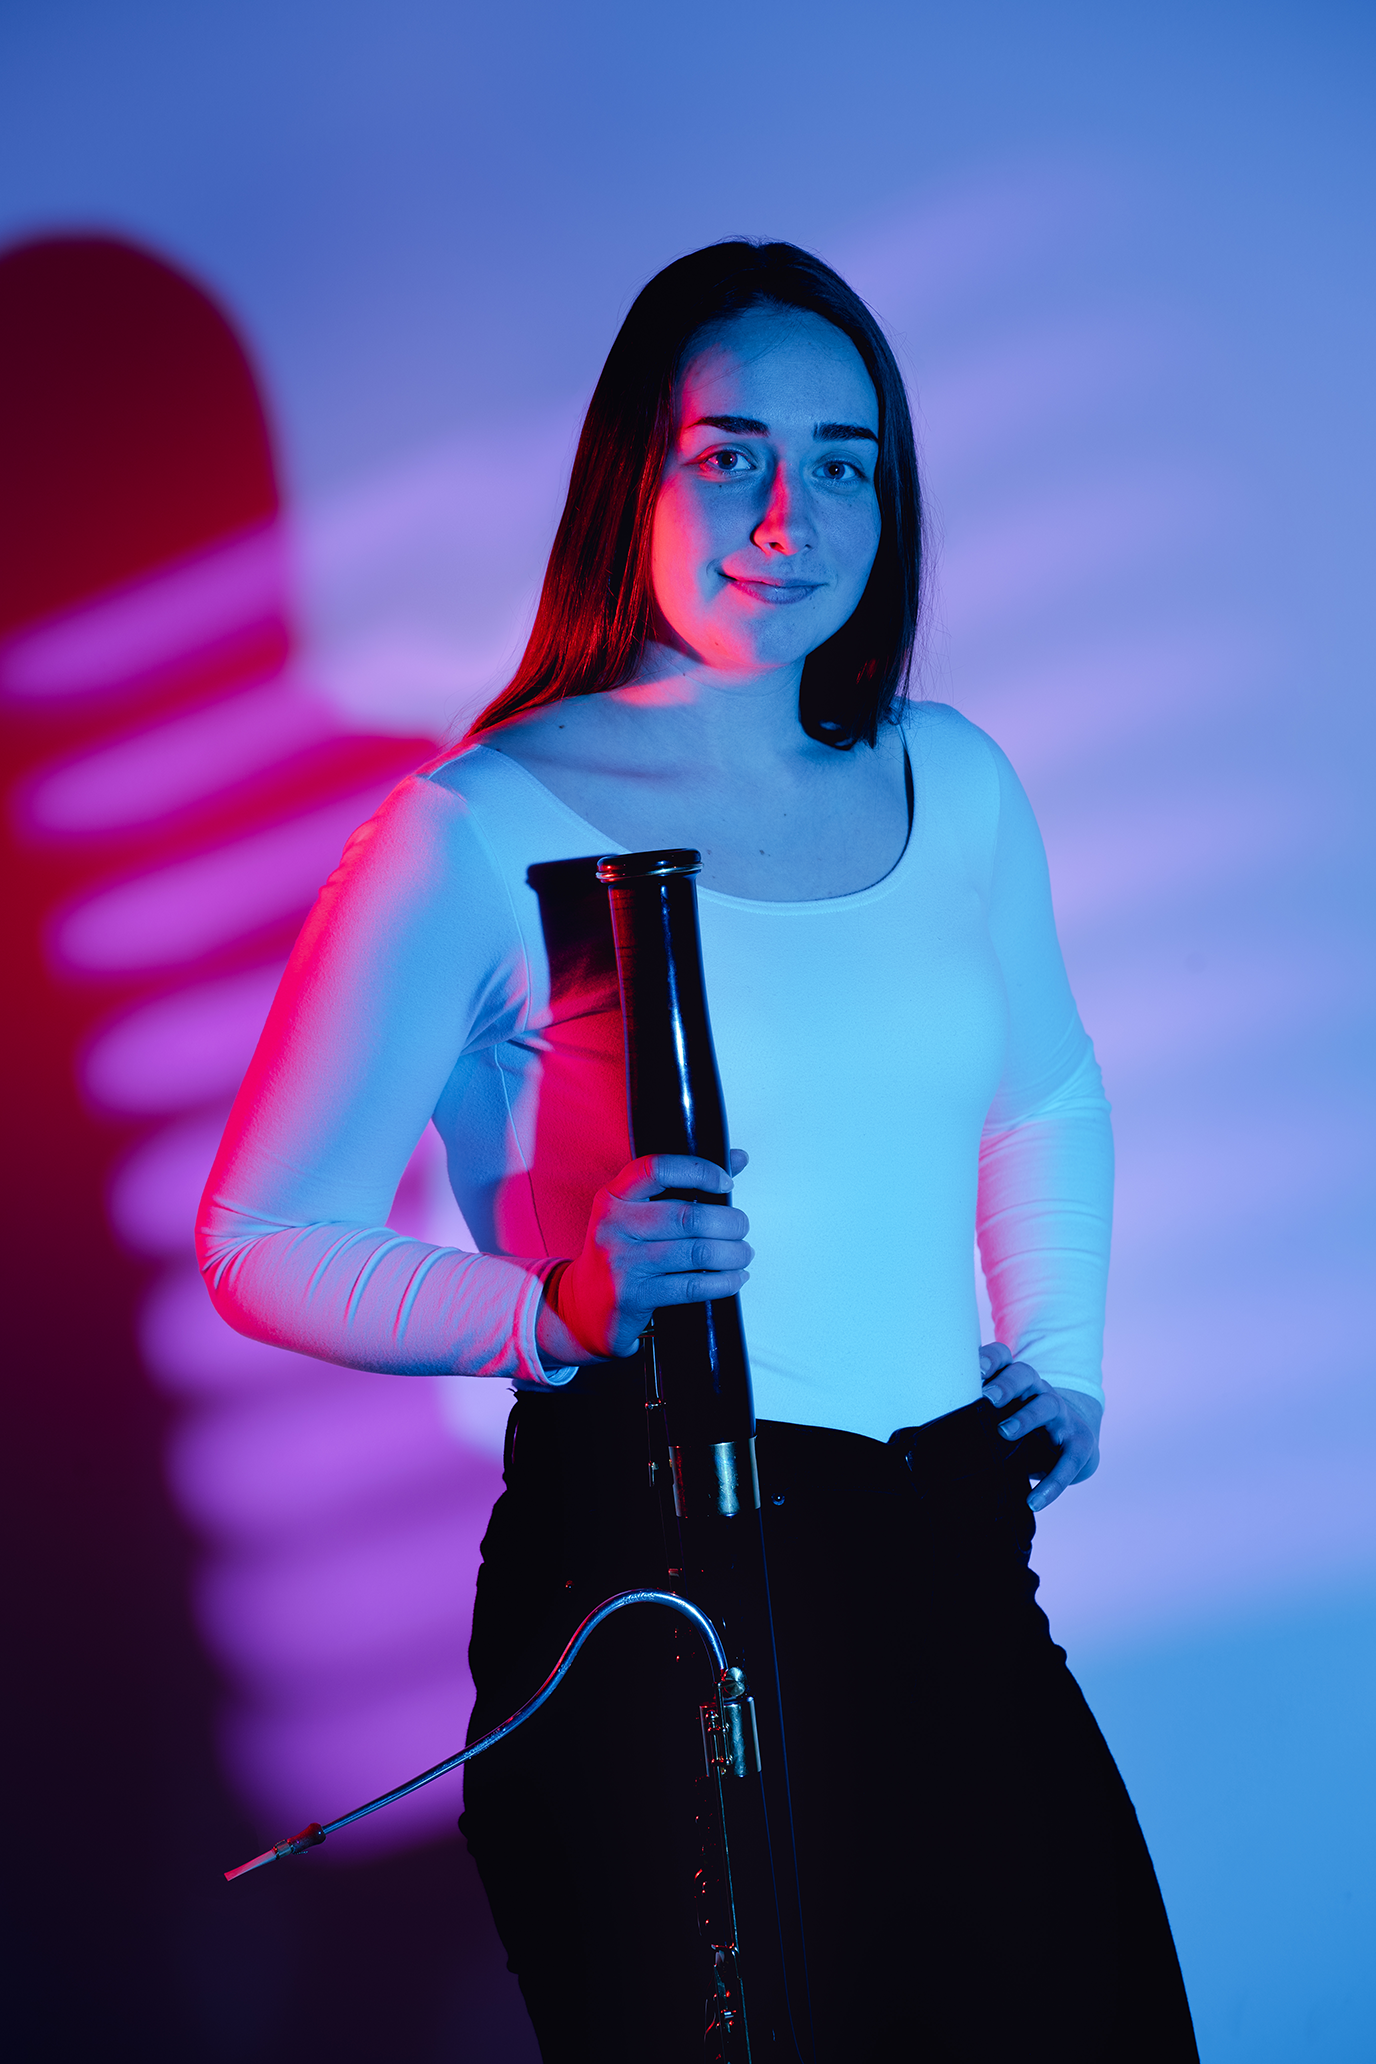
[{"xmin": 199, "ymin": 241, "xmax": 1197, "ymax": 2061}]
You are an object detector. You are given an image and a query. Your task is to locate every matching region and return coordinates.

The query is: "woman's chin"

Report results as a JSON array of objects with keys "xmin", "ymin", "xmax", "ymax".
[{"xmin": 682, "ymin": 608, "xmax": 853, "ymax": 677}]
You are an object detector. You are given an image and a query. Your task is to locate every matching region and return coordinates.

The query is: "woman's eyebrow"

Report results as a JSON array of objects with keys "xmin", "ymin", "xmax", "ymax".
[
  {"xmin": 816, "ymin": 421, "xmax": 879, "ymax": 443},
  {"xmin": 687, "ymin": 413, "xmax": 878, "ymax": 443},
  {"xmin": 689, "ymin": 414, "xmax": 769, "ymax": 435}
]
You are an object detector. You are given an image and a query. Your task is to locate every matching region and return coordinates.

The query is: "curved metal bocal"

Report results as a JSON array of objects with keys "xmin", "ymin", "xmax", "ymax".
[{"xmin": 223, "ymin": 1589, "xmax": 727, "ymax": 1879}]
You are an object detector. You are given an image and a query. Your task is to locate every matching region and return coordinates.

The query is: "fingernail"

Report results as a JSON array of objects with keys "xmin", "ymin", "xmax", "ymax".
[{"xmin": 999, "ymin": 1418, "xmax": 1019, "ymax": 1437}]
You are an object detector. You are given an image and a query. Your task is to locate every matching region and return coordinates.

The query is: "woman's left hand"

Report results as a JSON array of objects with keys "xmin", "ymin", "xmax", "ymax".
[{"xmin": 979, "ymin": 1342, "xmax": 1102, "ymax": 1513}]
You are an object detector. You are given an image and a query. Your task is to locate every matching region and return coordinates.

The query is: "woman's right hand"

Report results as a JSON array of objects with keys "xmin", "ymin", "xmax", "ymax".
[{"xmin": 536, "ymin": 1150, "xmax": 752, "ymax": 1365}]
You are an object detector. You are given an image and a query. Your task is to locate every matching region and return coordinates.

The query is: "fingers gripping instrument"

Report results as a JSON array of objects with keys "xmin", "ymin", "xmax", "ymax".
[
  {"xmin": 597, "ymin": 849, "xmax": 815, "ymax": 2064},
  {"xmin": 596, "ymin": 849, "xmax": 757, "ymax": 1539}
]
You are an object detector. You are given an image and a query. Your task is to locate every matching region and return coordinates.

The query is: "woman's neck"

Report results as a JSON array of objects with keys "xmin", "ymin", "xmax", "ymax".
[
  {"xmin": 595, "ymin": 638, "xmax": 810, "ymax": 772},
  {"xmin": 474, "ymin": 664, "xmax": 908, "ymax": 903}
]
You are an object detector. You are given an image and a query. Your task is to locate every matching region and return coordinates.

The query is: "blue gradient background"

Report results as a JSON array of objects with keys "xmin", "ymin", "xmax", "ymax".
[{"xmin": 3, "ymin": 4, "xmax": 1373, "ymax": 2057}]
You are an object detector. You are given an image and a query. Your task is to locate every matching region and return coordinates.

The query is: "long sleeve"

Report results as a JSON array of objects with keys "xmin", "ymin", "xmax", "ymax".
[
  {"xmin": 197, "ymin": 718, "xmax": 1113, "ymax": 1430},
  {"xmin": 976, "ymin": 741, "xmax": 1114, "ymax": 1403},
  {"xmin": 196, "ymin": 772, "xmax": 574, "ymax": 1385}
]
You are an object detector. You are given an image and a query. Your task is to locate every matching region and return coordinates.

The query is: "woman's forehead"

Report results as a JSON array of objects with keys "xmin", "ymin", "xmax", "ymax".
[{"xmin": 674, "ymin": 308, "xmax": 878, "ymax": 431}]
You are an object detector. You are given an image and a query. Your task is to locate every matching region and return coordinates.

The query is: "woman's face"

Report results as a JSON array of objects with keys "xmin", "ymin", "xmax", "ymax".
[{"xmin": 649, "ymin": 307, "xmax": 882, "ymax": 676}]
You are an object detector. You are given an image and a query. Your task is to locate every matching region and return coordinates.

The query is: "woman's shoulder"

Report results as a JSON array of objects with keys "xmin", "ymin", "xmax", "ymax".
[
  {"xmin": 418, "ymin": 737, "xmax": 521, "ymax": 803},
  {"xmin": 304, "ymin": 763, "xmax": 512, "ymax": 945},
  {"xmin": 307, "ymin": 749, "xmax": 554, "ymax": 934},
  {"xmin": 420, "ymin": 738, "xmax": 515, "ymax": 792},
  {"xmin": 337, "ymin": 755, "xmax": 498, "ymax": 868},
  {"xmin": 900, "ymin": 698, "xmax": 1011, "ymax": 794},
  {"xmin": 417, "ymin": 737, "xmax": 609, "ymax": 864},
  {"xmin": 418, "ymin": 736, "xmax": 578, "ymax": 820},
  {"xmin": 357, "ymin": 740, "xmax": 544, "ymax": 850},
  {"xmin": 897, "ymin": 700, "xmax": 1043, "ymax": 878}
]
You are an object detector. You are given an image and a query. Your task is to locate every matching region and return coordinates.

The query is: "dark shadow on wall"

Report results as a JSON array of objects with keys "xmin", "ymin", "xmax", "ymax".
[{"xmin": 0, "ymin": 234, "xmax": 536, "ymax": 2062}]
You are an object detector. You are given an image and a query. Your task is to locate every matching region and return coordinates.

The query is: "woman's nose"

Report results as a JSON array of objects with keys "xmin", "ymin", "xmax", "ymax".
[{"xmin": 751, "ymin": 468, "xmax": 814, "ymax": 555}]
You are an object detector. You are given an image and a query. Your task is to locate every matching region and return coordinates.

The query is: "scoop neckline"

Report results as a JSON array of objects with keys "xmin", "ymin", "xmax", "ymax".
[{"xmin": 466, "ymin": 741, "xmax": 918, "ymax": 914}]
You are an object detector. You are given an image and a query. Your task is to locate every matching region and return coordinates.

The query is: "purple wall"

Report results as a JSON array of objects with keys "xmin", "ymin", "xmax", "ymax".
[{"xmin": 2, "ymin": 6, "xmax": 1371, "ymax": 2057}]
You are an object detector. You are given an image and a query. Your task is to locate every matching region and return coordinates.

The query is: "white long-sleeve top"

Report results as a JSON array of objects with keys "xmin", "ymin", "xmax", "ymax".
[{"xmin": 197, "ymin": 701, "xmax": 1112, "ymax": 1442}]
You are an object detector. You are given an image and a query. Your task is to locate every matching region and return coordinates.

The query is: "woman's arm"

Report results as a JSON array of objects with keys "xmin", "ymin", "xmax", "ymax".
[
  {"xmin": 976, "ymin": 737, "xmax": 1114, "ymax": 1500},
  {"xmin": 196, "ymin": 774, "xmax": 571, "ymax": 1383},
  {"xmin": 980, "ymin": 1342, "xmax": 1103, "ymax": 1511},
  {"xmin": 197, "ymin": 770, "xmax": 754, "ymax": 1382}
]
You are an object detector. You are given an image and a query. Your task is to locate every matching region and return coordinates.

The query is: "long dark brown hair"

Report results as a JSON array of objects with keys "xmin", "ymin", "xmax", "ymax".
[{"xmin": 465, "ymin": 239, "xmax": 925, "ymax": 751}]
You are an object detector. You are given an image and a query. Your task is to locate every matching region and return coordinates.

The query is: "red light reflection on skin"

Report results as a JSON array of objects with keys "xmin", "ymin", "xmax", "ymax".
[{"xmin": 646, "ymin": 309, "xmax": 881, "ymax": 680}]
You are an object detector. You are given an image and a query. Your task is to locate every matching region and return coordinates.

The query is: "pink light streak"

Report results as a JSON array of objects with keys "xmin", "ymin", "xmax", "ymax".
[
  {"xmin": 14, "ymin": 423, "xmax": 500, "ymax": 1864},
  {"xmin": 17, "ymin": 679, "xmax": 338, "ymax": 836},
  {"xmin": 167, "ymin": 1376, "xmax": 495, "ymax": 1547},
  {"xmin": 81, "ymin": 966, "xmax": 287, "ymax": 1115},
  {"xmin": 0, "ymin": 520, "xmax": 287, "ymax": 703},
  {"xmin": 195, "ymin": 1488, "xmax": 496, "ymax": 1692},
  {"xmin": 50, "ymin": 785, "xmax": 395, "ymax": 973},
  {"xmin": 220, "ymin": 1664, "xmax": 480, "ymax": 1858}
]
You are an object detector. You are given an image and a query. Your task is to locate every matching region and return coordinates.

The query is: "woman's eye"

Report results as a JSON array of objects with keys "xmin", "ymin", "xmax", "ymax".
[
  {"xmin": 818, "ymin": 457, "xmax": 863, "ymax": 482},
  {"xmin": 698, "ymin": 448, "xmax": 754, "ymax": 475}
]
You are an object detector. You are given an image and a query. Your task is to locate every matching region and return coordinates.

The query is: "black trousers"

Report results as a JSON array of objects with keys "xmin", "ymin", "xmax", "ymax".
[{"xmin": 460, "ymin": 1371, "xmax": 1197, "ymax": 2062}]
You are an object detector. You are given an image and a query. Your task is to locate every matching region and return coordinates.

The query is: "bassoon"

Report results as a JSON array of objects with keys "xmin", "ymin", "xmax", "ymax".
[
  {"xmin": 597, "ymin": 848, "xmax": 813, "ymax": 2063},
  {"xmin": 225, "ymin": 846, "xmax": 814, "ymax": 2063}
]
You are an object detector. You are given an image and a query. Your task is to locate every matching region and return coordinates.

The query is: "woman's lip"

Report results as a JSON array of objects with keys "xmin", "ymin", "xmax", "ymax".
[{"xmin": 726, "ymin": 577, "xmax": 822, "ymax": 605}]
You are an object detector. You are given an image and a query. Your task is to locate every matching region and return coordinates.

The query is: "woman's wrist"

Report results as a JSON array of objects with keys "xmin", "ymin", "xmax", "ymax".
[
  {"xmin": 535, "ymin": 1261, "xmax": 598, "ymax": 1368},
  {"xmin": 1051, "ymin": 1384, "xmax": 1104, "ymax": 1431}
]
